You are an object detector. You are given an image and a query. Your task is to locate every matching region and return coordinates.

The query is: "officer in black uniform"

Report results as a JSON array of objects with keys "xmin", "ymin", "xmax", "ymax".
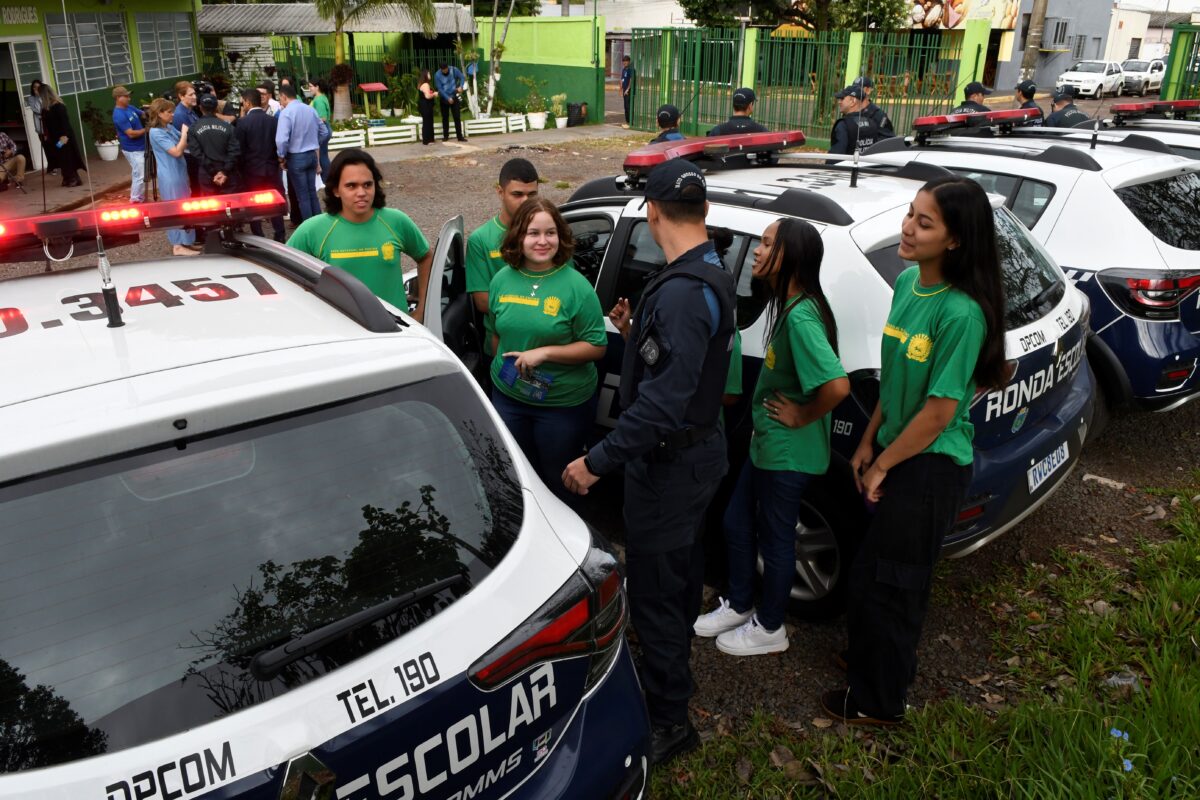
[
  {"xmin": 1045, "ymin": 87, "xmax": 1091, "ymax": 128},
  {"xmin": 650, "ymin": 104, "xmax": 685, "ymax": 144},
  {"xmin": 852, "ymin": 76, "xmax": 895, "ymax": 137},
  {"xmin": 829, "ymin": 84, "xmax": 884, "ymax": 157},
  {"xmin": 562, "ymin": 159, "xmax": 736, "ymax": 767},
  {"xmin": 1014, "ymin": 79, "xmax": 1044, "ymax": 126},
  {"xmin": 707, "ymin": 87, "xmax": 768, "ymax": 136},
  {"xmin": 949, "ymin": 81, "xmax": 993, "ymax": 114}
]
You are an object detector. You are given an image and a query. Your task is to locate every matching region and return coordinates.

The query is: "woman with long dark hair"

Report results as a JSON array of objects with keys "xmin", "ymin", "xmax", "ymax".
[
  {"xmin": 417, "ymin": 69, "xmax": 437, "ymax": 145},
  {"xmin": 824, "ymin": 176, "xmax": 1007, "ymax": 725},
  {"xmin": 39, "ymin": 84, "xmax": 85, "ymax": 187},
  {"xmin": 694, "ymin": 218, "xmax": 849, "ymax": 655},
  {"xmin": 488, "ymin": 196, "xmax": 606, "ymax": 506}
]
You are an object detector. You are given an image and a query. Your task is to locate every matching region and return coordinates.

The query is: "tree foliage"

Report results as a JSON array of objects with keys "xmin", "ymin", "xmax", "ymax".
[{"xmin": 678, "ymin": 0, "xmax": 909, "ymax": 31}]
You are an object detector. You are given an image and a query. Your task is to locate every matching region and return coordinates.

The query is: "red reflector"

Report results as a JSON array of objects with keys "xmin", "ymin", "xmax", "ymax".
[
  {"xmin": 623, "ymin": 130, "xmax": 806, "ymax": 177},
  {"xmin": 957, "ymin": 504, "xmax": 985, "ymax": 522},
  {"xmin": 1165, "ymin": 368, "xmax": 1191, "ymax": 381},
  {"xmin": 472, "ymin": 597, "xmax": 592, "ymax": 685},
  {"xmin": 914, "ymin": 108, "xmax": 1040, "ymax": 132}
]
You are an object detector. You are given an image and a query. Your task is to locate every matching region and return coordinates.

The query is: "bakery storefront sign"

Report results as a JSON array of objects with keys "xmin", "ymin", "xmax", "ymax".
[{"xmin": 909, "ymin": 0, "xmax": 1019, "ymax": 31}]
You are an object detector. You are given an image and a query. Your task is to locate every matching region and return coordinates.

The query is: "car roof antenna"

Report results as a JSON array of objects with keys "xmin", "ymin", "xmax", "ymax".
[
  {"xmin": 1090, "ymin": 118, "xmax": 1100, "ymax": 150},
  {"xmin": 59, "ymin": 0, "xmax": 122, "ymax": 327},
  {"xmin": 850, "ymin": 147, "xmax": 860, "ymax": 188}
]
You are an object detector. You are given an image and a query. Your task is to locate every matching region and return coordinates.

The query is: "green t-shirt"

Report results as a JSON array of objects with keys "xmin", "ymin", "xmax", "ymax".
[
  {"xmin": 312, "ymin": 94, "xmax": 331, "ymax": 123},
  {"xmin": 287, "ymin": 208, "xmax": 429, "ymax": 310},
  {"xmin": 725, "ymin": 329, "xmax": 743, "ymax": 395},
  {"xmin": 467, "ymin": 216, "xmax": 509, "ymax": 354},
  {"xmin": 749, "ymin": 296, "xmax": 847, "ymax": 473},
  {"xmin": 876, "ymin": 266, "xmax": 987, "ymax": 467},
  {"xmin": 489, "ymin": 263, "xmax": 606, "ymax": 407}
]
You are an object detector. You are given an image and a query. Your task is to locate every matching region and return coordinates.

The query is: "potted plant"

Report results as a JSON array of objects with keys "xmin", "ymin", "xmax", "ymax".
[
  {"xmin": 81, "ymin": 102, "xmax": 120, "ymax": 161},
  {"xmin": 518, "ymin": 76, "xmax": 548, "ymax": 130},
  {"xmin": 382, "ymin": 54, "xmax": 397, "ymax": 76},
  {"xmin": 550, "ymin": 93, "xmax": 568, "ymax": 129}
]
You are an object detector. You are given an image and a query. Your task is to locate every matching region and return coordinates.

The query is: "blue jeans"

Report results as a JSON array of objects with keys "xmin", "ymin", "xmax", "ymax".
[
  {"xmin": 122, "ymin": 148, "xmax": 145, "ymax": 202},
  {"xmin": 724, "ymin": 462, "xmax": 812, "ymax": 632},
  {"xmin": 318, "ymin": 139, "xmax": 331, "ymax": 177},
  {"xmin": 490, "ymin": 390, "xmax": 596, "ymax": 507},
  {"xmin": 286, "ymin": 151, "xmax": 320, "ymax": 222}
]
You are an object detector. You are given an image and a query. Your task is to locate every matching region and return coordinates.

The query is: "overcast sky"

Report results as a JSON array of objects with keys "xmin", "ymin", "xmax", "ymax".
[{"xmin": 1119, "ymin": 0, "xmax": 1200, "ymax": 11}]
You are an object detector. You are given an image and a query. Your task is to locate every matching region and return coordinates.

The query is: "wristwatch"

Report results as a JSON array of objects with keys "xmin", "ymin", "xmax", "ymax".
[{"xmin": 583, "ymin": 455, "xmax": 597, "ymax": 476}]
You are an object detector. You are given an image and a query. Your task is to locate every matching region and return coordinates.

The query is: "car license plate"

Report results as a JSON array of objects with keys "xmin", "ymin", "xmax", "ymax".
[{"xmin": 1028, "ymin": 441, "xmax": 1070, "ymax": 494}]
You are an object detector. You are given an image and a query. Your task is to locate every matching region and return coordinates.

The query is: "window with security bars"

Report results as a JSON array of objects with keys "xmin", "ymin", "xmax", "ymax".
[
  {"xmin": 137, "ymin": 13, "xmax": 197, "ymax": 82},
  {"xmin": 1043, "ymin": 18, "xmax": 1070, "ymax": 49},
  {"xmin": 1072, "ymin": 35, "xmax": 1087, "ymax": 60},
  {"xmin": 46, "ymin": 13, "xmax": 132, "ymax": 95}
]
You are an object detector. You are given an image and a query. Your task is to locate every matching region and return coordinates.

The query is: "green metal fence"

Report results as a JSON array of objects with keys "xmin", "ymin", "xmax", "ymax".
[
  {"xmin": 860, "ymin": 30, "xmax": 963, "ymax": 134},
  {"xmin": 1163, "ymin": 24, "xmax": 1200, "ymax": 100},
  {"xmin": 269, "ymin": 41, "xmax": 454, "ymax": 88},
  {"xmin": 754, "ymin": 31, "xmax": 852, "ymax": 139},
  {"xmin": 630, "ymin": 27, "xmax": 744, "ymax": 136}
]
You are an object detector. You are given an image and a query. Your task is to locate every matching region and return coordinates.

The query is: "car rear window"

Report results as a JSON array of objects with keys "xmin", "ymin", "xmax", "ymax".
[
  {"xmin": 0, "ymin": 374, "xmax": 522, "ymax": 771},
  {"xmin": 864, "ymin": 208, "xmax": 1064, "ymax": 328},
  {"xmin": 1114, "ymin": 171, "xmax": 1200, "ymax": 251}
]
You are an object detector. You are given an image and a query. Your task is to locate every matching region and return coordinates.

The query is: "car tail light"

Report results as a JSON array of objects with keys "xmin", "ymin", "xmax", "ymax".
[
  {"xmin": 1098, "ymin": 269, "xmax": 1200, "ymax": 320},
  {"xmin": 470, "ymin": 537, "xmax": 626, "ymax": 692}
]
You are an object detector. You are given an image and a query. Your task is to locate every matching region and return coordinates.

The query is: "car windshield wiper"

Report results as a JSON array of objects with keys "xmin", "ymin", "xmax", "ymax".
[
  {"xmin": 249, "ymin": 574, "xmax": 467, "ymax": 681},
  {"xmin": 1025, "ymin": 281, "xmax": 1063, "ymax": 315}
]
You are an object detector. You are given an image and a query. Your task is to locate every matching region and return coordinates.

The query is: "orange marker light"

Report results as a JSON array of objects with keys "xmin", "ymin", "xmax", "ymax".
[{"xmin": 100, "ymin": 208, "xmax": 143, "ymax": 223}]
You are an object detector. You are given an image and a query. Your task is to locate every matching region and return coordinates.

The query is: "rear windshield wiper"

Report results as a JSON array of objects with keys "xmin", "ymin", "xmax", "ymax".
[
  {"xmin": 1025, "ymin": 281, "xmax": 1063, "ymax": 315},
  {"xmin": 249, "ymin": 574, "xmax": 467, "ymax": 681}
]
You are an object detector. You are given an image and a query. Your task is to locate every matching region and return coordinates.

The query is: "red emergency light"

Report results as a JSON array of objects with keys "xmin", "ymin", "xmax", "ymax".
[
  {"xmin": 622, "ymin": 130, "xmax": 807, "ymax": 180},
  {"xmin": 1111, "ymin": 99, "xmax": 1200, "ymax": 120},
  {"xmin": 0, "ymin": 190, "xmax": 287, "ymax": 261},
  {"xmin": 913, "ymin": 107, "xmax": 1041, "ymax": 135}
]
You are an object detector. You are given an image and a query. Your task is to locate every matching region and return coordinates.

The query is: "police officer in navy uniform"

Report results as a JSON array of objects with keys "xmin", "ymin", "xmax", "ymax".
[
  {"xmin": 949, "ymin": 81, "xmax": 993, "ymax": 114},
  {"xmin": 707, "ymin": 87, "xmax": 768, "ymax": 136},
  {"xmin": 1014, "ymin": 80, "xmax": 1044, "ymax": 126},
  {"xmin": 1045, "ymin": 87, "xmax": 1091, "ymax": 128},
  {"xmin": 829, "ymin": 84, "xmax": 884, "ymax": 157},
  {"xmin": 562, "ymin": 159, "xmax": 736, "ymax": 767},
  {"xmin": 852, "ymin": 76, "xmax": 895, "ymax": 137},
  {"xmin": 650, "ymin": 104, "xmax": 685, "ymax": 144}
]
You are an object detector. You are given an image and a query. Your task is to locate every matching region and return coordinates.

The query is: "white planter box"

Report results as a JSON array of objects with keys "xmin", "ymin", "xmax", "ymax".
[
  {"xmin": 367, "ymin": 125, "xmax": 419, "ymax": 146},
  {"xmin": 328, "ymin": 129, "xmax": 366, "ymax": 151},
  {"xmin": 554, "ymin": 117, "xmax": 568, "ymax": 129},
  {"xmin": 505, "ymin": 114, "xmax": 527, "ymax": 133},
  {"xmin": 96, "ymin": 141, "xmax": 120, "ymax": 162},
  {"xmin": 464, "ymin": 117, "xmax": 506, "ymax": 136},
  {"xmin": 527, "ymin": 112, "xmax": 547, "ymax": 130}
]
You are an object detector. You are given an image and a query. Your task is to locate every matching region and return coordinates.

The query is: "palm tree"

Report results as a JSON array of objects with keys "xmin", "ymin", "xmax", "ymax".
[{"xmin": 315, "ymin": 0, "xmax": 436, "ymax": 120}]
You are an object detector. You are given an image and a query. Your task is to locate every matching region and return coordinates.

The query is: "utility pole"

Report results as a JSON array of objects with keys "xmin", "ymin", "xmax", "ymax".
[{"xmin": 1020, "ymin": 0, "xmax": 1051, "ymax": 82}]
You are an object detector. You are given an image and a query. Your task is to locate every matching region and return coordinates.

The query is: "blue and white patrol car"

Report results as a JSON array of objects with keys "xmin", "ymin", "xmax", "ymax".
[
  {"xmin": 0, "ymin": 194, "xmax": 649, "ymax": 800},
  {"xmin": 863, "ymin": 109, "xmax": 1200, "ymax": 414},
  {"xmin": 558, "ymin": 133, "xmax": 1096, "ymax": 619}
]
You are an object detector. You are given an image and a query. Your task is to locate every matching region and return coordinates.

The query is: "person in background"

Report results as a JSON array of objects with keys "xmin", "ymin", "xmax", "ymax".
[
  {"xmin": 949, "ymin": 81, "xmax": 993, "ymax": 114},
  {"xmin": 276, "ymin": 82, "xmax": 322, "ymax": 223},
  {"xmin": 434, "ymin": 62, "xmax": 467, "ymax": 142},
  {"xmin": 39, "ymin": 84, "xmax": 84, "ymax": 187},
  {"xmin": 694, "ymin": 217, "xmax": 849, "ymax": 656},
  {"xmin": 826, "ymin": 176, "xmax": 1008, "ymax": 726},
  {"xmin": 287, "ymin": 148, "xmax": 433, "ymax": 324},
  {"xmin": 650, "ymin": 104, "xmax": 684, "ymax": 144},
  {"xmin": 829, "ymin": 84, "xmax": 884, "ymax": 157},
  {"xmin": 188, "ymin": 94, "xmax": 240, "ymax": 196},
  {"xmin": 1045, "ymin": 88, "xmax": 1089, "ymax": 128},
  {"xmin": 258, "ymin": 81, "xmax": 282, "ymax": 116},
  {"xmin": 0, "ymin": 130, "xmax": 27, "ymax": 192},
  {"xmin": 1014, "ymin": 80, "xmax": 1044, "ymax": 126},
  {"xmin": 621, "ymin": 55, "xmax": 635, "ymax": 129},
  {"xmin": 417, "ymin": 69, "xmax": 437, "ymax": 145},
  {"xmin": 851, "ymin": 76, "xmax": 895, "ymax": 137},
  {"xmin": 236, "ymin": 87, "xmax": 286, "ymax": 243},
  {"xmin": 147, "ymin": 97, "xmax": 197, "ymax": 257},
  {"xmin": 707, "ymin": 87, "xmax": 768, "ymax": 136},
  {"xmin": 308, "ymin": 78, "xmax": 333, "ymax": 175},
  {"xmin": 112, "ymin": 86, "xmax": 146, "ymax": 203},
  {"xmin": 488, "ymin": 196, "xmax": 607, "ymax": 506},
  {"xmin": 171, "ymin": 81, "xmax": 201, "ymax": 195},
  {"xmin": 25, "ymin": 79, "xmax": 53, "ymax": 176}
]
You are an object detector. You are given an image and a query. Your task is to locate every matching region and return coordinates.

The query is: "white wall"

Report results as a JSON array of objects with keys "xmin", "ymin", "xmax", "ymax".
[
  {"xmin": 1105, "ymin": 9, "xmax": 1151, "ymax": 60},
  {"xmin": 540, "ymin": 0, "xmax": 693, "ymax": 32}
]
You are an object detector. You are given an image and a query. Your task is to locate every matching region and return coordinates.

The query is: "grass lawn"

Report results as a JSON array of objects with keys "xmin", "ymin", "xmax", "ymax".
[{"xmin": 653, "ymin": 480, "xmax": 1200, "ymax": 798}]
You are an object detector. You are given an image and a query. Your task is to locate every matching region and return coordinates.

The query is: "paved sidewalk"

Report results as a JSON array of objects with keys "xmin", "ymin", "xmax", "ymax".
[{"xmin": 0, "ymin": 123, "xmax": 645, "ymax": 222}]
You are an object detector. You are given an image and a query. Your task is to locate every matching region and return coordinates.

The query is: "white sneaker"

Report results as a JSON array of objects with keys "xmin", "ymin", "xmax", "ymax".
[
  {"xmin": 715, "ymin": 616, "xmax": 789, "ymax": 656},
  {"xmin": 693, "ymin": 597, "xmax": 753, "ymax": 638}
]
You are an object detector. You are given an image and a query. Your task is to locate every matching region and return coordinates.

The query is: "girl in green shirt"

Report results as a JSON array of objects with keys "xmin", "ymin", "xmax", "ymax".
[
  {"xmin": 308, "ymin": 78, "xmax": 332, "ymax": 175},
  {"xmin": 824, "ymin": 176, "xmax": 1008, "ymax": 726},
  {"xmin": 488, "ymin": 197, "xmax": 607, "ymax": 505},
  {"xmin": 694, "ymin": 218, "xmax": 849, "ymax": 656}
]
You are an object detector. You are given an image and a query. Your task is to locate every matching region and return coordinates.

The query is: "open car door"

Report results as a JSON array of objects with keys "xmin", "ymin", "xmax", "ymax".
[{"xmin": 423, "ymin": 215, "xmax": 487, "ymax": 383}]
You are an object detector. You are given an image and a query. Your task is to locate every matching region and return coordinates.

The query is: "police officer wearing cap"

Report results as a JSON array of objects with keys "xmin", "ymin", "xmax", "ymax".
[
  {"xmin": 651, "ymin": 104, "xmax": 685, "ymax": 144},
  {"xmin": 949, "ymin": 81, "xmax": 993, "ymax": 114},
  {"xmin": 562, "ymin": 160, "xmax": 736, "ymax": 766},
  {"xmin": 852, "ymin": 76, "xmax": 895, "ymax": 137},
  {"xmin": 707, "ymin": 87, "xmax": 768, "ymax": 136},
  {"xmin": 829, "ymin": 84, "xmax": 884, "ymax": 156},
  {"xmin": 1045, "ymin": 87, "xmax": 1091, "ymax": 128},
  {"xmin": 1014, "ymin": 80, "xmax": 1044, "ymax": 126}
]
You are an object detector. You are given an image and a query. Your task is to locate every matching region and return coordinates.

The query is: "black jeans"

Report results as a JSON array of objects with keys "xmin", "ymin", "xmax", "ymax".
[
  {"xmin": 846, "ymin": 453, "xmax": 971, "ymax": 718},
  {"xmin": 440, "ymin": 97, "xmax": 463, "ymax": 140},
  {"xmin": 623, "ymin": 435, "xmax": 726, "ymax": 728},
  {"xmin": 245, "ymin": 171, "xmax": 287, "ymax": 242}
]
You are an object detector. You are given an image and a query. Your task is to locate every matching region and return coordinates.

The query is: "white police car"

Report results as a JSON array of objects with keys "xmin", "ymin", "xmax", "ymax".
[
  {"xmin": 1057, "ymin": 60, "xmax": 1125, "ymax": 98},
  {"xmin": 0, "ymin": 193, "xmax": 649, "ymax": 799},
  {"xmin": 1064, "ymin": 99, "xmax": 1200, "ymax": 161},
  {"xmin": 863, "ymin": 109, "xmax": 1200, "ymax": 414},
  {"xmin": 560, "ymin": 133, "xmax": 1095, "ymax": 618}
]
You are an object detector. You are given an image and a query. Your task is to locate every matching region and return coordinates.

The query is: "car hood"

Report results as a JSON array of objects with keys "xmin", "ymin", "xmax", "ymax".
[{"xmin": 1059, "ymin": 71, "xmax": 1107, "ymax": 81}]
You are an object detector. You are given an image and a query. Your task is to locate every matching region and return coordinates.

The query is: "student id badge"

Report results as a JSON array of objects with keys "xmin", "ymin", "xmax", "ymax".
[{"xmin": 499, "ymin": 356, "xmax": 554, "ymax": 402}]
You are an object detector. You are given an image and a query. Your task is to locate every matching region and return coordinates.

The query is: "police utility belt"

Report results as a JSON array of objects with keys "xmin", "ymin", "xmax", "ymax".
[{"xmin": 646, "ymin": 424, "xmax": 720, "ymax": 462}]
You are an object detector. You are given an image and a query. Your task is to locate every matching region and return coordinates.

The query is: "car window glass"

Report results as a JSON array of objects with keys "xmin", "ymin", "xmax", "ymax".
[
  {"xmin": 954, "ymin": 170, "xmax": 1019, "ymax": 201},
  {"xmin": 567, "ymin": 215, "xmax": 614, "ymax": 286},
  {"xmin": 1011, "ymin": 179, "xmax": 1055, "ymax": 229},
  {"xmin": 0, "ymin": 376, "xmax": 522, "ymax": 771},
  {"xmin": 613, "ymin": 221, "xmax": 746, "ymax": 311},
  {"xmin": 1114, "ymin": 171, "xmax": 1200, "ymax": 251}
]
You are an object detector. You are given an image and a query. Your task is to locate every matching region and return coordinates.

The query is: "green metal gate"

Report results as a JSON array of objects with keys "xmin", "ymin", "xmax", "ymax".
[
  {"xmin": 860, "ymin": 30, "xmax": 963, "ymax": 135},
  {"xmin": 630, "ymin": 27, "xmax": 743, "ymax": 136},
  {"xmin": 1163, "ymin": 24, "xmax": 1200, "ymax": 100},
  {"xmin": 754, "ymin": 31, "xmax": 851, "ymax": 140}
]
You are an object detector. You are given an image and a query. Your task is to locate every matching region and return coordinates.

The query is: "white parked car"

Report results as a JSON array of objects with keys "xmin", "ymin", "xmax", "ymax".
[
  {"xmin": 1057, "ymin": 60, "xmax": 1125, "ymax": 98},
  {"xmin": 0, "ymin": 192, "xmax": 650, "ymax": 800},
  {"xmin": 1121, "ymin": 58, "xmax": 1166, "ymax": 96}
]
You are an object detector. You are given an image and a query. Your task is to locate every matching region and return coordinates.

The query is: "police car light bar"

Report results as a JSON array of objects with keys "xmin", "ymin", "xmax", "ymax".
[
  {"xmin": 0, "ymin": 190, "xmax": 286, "ymax": 260},
  {"xmin": 1110, "ymin": 99, "xmax": 1200, "ymax": 120},
  {"xmin": 623, "ymin": 130, "xmax": 807, "ymax": 180},
  {"xmin": 912, "ymin": 108, "xmax": 1041, "ymax": 142}
]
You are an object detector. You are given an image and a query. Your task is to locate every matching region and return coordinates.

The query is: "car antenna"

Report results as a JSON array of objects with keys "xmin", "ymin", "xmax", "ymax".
[
  {"xmin": 850, "ymin": 147, "xmax": 860, "ymax": 187},
  {"xmin": 58, "ymin": 0, "xmax": 123, "ymax": 327},
  {"xmin": 1090, "ymin": 118, "xmax": 1100, "ymax": 150}
]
